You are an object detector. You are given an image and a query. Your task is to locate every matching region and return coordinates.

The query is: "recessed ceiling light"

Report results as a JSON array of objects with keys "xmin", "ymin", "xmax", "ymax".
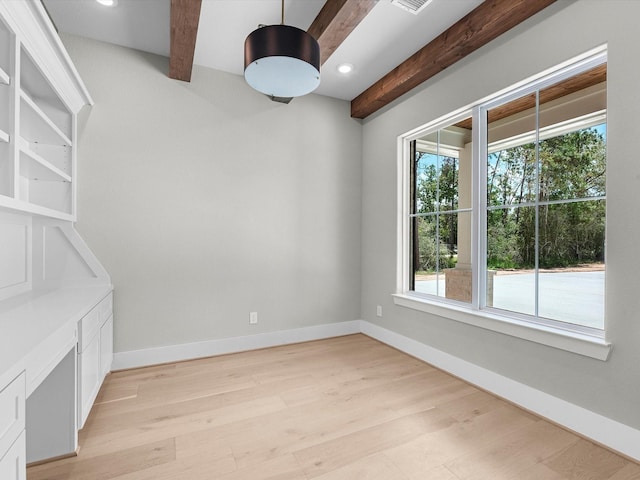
[
  {"xmin": 96, "ymin": 0, "xmax": 118, "ymax": 6},
  {"xmin": 337, "ymin": 63, "xmax": 354, "ymax": 75}
]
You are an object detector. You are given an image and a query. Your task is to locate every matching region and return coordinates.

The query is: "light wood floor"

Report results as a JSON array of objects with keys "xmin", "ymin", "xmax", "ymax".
[{"xmin": 28, "ymin": 334, "xmax": 640, "ymax": 480}]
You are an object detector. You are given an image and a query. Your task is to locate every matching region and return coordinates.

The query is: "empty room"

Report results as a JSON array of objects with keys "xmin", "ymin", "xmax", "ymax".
[{"xmin": 1, "ymin": 0, "xmax": 639, "ymax": 479}]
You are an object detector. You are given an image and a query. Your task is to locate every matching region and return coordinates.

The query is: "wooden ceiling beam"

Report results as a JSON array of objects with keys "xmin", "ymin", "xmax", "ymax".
[
  {"xmin": 169, "ymin": 0, "xmax": 202, "ymax": 82},
  {"xmin": 308, "ymin": 0, "xmax": 378, "ymax": 65},
  {"xmin": 351, "ymin": 0, "xmax": 558, "ymax": 119}
]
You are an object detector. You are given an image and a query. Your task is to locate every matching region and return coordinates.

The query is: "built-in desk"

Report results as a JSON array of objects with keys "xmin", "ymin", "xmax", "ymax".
[
  {"xmin": 0, "ymin": 286, "xmax": 113, "ymax": 473},
  {"xmin": 0, "ymin": 2, "xmax": 108, "ymax": 476}
]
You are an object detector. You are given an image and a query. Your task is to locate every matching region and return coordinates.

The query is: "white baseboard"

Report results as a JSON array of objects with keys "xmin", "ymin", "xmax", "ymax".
[
  {"xmin": 112, "ymin": 320, "xmax": 361, "ymax": 370},
  {"xmin": 359, "ymin": 320, "xmax": 640, "ymax": 462}
]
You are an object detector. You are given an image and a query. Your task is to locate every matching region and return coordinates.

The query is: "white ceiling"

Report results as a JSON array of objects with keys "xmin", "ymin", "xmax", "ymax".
[{"xmin": 43, "ymin": 0, "xmax": 484, "ymax": 101}]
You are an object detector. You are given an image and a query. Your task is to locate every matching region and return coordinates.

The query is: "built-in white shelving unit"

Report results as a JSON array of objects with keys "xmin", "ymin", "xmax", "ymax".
[
  {"xmin": 0, "ymin": 2, "xmax": 111, "ymax": 477},
  {"xmin": 0, "ymin": 5, "xmax": 89, "ymax": 221}
]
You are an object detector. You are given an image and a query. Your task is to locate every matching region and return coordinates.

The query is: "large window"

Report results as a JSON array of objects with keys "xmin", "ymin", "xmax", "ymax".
[{"xmin": 400, "ymin": 50, "xmax": 607, "ymax": 346}]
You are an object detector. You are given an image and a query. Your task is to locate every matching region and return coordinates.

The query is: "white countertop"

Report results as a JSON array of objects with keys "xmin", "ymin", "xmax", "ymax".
[{"xmin": 0, "ymin": 285, "xmax": 113, "ymax": 393}]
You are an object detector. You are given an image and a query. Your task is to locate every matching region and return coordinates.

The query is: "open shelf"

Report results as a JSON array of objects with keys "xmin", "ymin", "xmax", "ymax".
[
  {"xmin": 20, "ymin": 91, "xmax": 72, "ymax": 146},
  {"xmin": 20, "ymin": 46, "xmax": 72, "ymax": 140},
  {"xmin": 0, "ymin": 194, "xmax": 73, "ymax": 222},
  {"xmin": 19, "ymin": 143, "xmax": 71, "ymax": 183},
  {"xmin": 17, "ymin": 167, "xmax": 72, "ymax": 215},
  {"xmin": 18, "ymin": 136, "xmax": 71, "ymax": 177}
]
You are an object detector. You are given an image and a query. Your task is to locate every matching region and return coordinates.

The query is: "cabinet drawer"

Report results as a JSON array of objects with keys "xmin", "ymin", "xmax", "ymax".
[
  {"xmin": 78, "ymin": 305, "xmax": 100, "ymax": 352},
  {"xmin": 0, "ymin": 431, "xmax": 25, "ymax": 480},
  {"xmin": 78, "ymin": 293, "xmax": 113, "ymax": 352},
  {"xmin": 0, "ymin": 373, "xmax": 25, "ymax": 462},
  {"xmin": 99, "ymin": 293, "xmax": 113, "ymax": 322}
]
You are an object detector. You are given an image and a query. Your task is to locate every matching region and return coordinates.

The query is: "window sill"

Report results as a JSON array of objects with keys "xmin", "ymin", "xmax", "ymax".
[{"xmin": 392, "ymin": 293, "xmax": 611, "ymax": 361}]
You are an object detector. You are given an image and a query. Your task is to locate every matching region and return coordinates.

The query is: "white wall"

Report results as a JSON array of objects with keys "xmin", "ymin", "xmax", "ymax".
[
  {"xmin": 63, "ymin": 35, "xmax": 362, "ymax": 353},
  {"xmin": 361, "ymin": 0, "xmax": 640, "ymax": 430}
]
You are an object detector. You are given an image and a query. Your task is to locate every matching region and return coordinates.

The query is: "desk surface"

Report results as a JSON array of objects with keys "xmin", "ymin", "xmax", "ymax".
[{"xmin": 0, "ymin": 285, "xmax": 113, "ymax": 393}]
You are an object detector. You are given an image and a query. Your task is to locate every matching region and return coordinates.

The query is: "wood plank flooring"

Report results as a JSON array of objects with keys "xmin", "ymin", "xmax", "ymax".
[{"xmin": 27, "ymin": 334, "xmax": 640, "ymax": 480}]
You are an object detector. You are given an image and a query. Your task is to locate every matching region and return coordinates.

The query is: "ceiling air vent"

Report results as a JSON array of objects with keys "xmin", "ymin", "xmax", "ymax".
[{"xmin": 391, "ymin": 0, "xmax": 434, "ymax": 15}]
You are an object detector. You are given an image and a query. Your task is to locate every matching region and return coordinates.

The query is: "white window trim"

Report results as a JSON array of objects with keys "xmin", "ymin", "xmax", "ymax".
[{"xmin": 396, "ymin": 46, "xmax": 611, "ymax": 361}]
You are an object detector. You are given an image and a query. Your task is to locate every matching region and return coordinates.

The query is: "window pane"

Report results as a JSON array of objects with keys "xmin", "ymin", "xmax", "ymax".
[
  {"xmin": 538, "ymin": 125, "xmax": 606, "ymax": 202},
  {"xmin": 487, "ymin": 93, "xmax": 537, "ymax": 208},
  {"xmin": 415, "ymin": 147, "xmax": 461, "ymax": 212},
  {"xmin": 487, "ymin": 146, "xmax": 537, "ymax": 208},
  {"xmin": 444, "ymin": 211, "xmax": 471, "ymax": 302},
  {"xmin": 487, "ymin": 205, "xmax": 536, "ymax": 315},
  {"xmin": 538, "ymin": 200, "xmax": 605, "ymax": 328},
  {"xmin": 411, "ymin": 117, "xmax": 472, "ymax": 303},
  {"xmin": 413, "ymin": 212, "xmax": 471, "ymax": 302},
  {"xmin": 538, "ymin": 64, "xmax": 606, "ymax": 202},
  {"xmin": 438, "ymin": 155, "xmax": 459, "ymax": 213},
  {"xmin": 413, "ymin": 215, "xmax": 444, "ymax": 297}
]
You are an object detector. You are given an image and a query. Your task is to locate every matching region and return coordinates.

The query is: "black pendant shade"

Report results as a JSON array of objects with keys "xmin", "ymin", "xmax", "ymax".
[{"xmin": 244, "ymin": 24, "xmax": 321, "ymax": 98}]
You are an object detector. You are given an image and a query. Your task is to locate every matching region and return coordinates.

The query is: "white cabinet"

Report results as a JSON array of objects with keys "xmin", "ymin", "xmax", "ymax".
[
  {"xmin": 0, "ymin": 432, "xmax": 26, "ymax": 480},
  {"xmin": 100, "ymin": 315, "xmax": 114, "ymax": 378},
  {"xmin": 78, "ymin": 334, "xmax": 100, "ymax": 428},
  {"xmin": 0, "ymin": 373, "xmax": 25, "ymax": 480},
  {"xmin": 77, "ymin": 293, "xmax": 113, "ymax": 428}
]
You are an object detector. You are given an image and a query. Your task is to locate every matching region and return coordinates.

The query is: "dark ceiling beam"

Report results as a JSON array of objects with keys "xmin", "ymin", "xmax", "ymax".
[
  {"xmin": 308, "ymin": 0, "xmax": 378, "ymax": 65},
  {"xmin": 351, "ymin": 0, "xmax": 558, "ymax": 119},
  {"xmin": 169, "ymin": 0, "xmax": 202, "ymax": 82}
]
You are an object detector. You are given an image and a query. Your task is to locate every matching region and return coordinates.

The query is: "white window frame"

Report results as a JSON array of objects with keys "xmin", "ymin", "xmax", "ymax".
[{"xmin": 394, "ymin": 46, "xmax": 611, "ymax": 361}]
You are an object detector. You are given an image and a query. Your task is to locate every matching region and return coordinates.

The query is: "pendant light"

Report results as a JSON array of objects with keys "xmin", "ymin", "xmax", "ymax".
[{"xmin": 244, "ymin": 0, "xmax": 320, "ymax": 98}]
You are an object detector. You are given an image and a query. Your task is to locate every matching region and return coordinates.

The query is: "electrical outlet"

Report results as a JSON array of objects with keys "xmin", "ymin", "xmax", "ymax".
[
  {"xmin": 376, "ymin": 305, "xmax": 383, "ymax": 317},
  {"xmin": 250, "ymin": 312, "xmax": 258, "ymax": 324}
]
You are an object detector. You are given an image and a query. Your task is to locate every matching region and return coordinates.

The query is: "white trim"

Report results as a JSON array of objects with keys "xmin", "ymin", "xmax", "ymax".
[
  {"xmin": 396, "ymin": 136, "xmax": 409, "ymax": 293},
  {"xmin": 112, "ymin": 320, "xmax": 362, "ymax": 370},
  {"xmin": 392, "ymin": 293, "xmax": 610, "ymax": 360},
  {"xmin": 359, "ymin": 320, "xmax": 640, "ymax": 462}
]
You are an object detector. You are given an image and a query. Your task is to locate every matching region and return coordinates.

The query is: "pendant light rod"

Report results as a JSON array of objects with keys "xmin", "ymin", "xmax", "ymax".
[{"xmin": 281, "ymin": 0, "xmax": 285, "ymax": 24}]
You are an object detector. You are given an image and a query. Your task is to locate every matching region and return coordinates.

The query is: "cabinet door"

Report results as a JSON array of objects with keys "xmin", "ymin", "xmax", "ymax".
[
  {"xmin": 0, "ymin": 373, "xmax": 25, "ymax": 459},
  {"xmin": 100, "ymin": 315, "xmax": 113, "ymax": 377},
  {"xmin": 78, "ymin": 333, "xmax": 100, "ymax": 429},
  {"xmin": 0, "ymin": 431, "xmax": 26, "ymax": 480}
]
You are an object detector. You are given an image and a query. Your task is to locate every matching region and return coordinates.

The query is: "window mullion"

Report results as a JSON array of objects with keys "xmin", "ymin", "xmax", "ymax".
[
  {"xmin": 534, "ymin": 90, "xmax": 540, "ymax": 317},
  {"xmin": 473, "ymin": 105, "xmax": 487, "ymax": 310}
]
